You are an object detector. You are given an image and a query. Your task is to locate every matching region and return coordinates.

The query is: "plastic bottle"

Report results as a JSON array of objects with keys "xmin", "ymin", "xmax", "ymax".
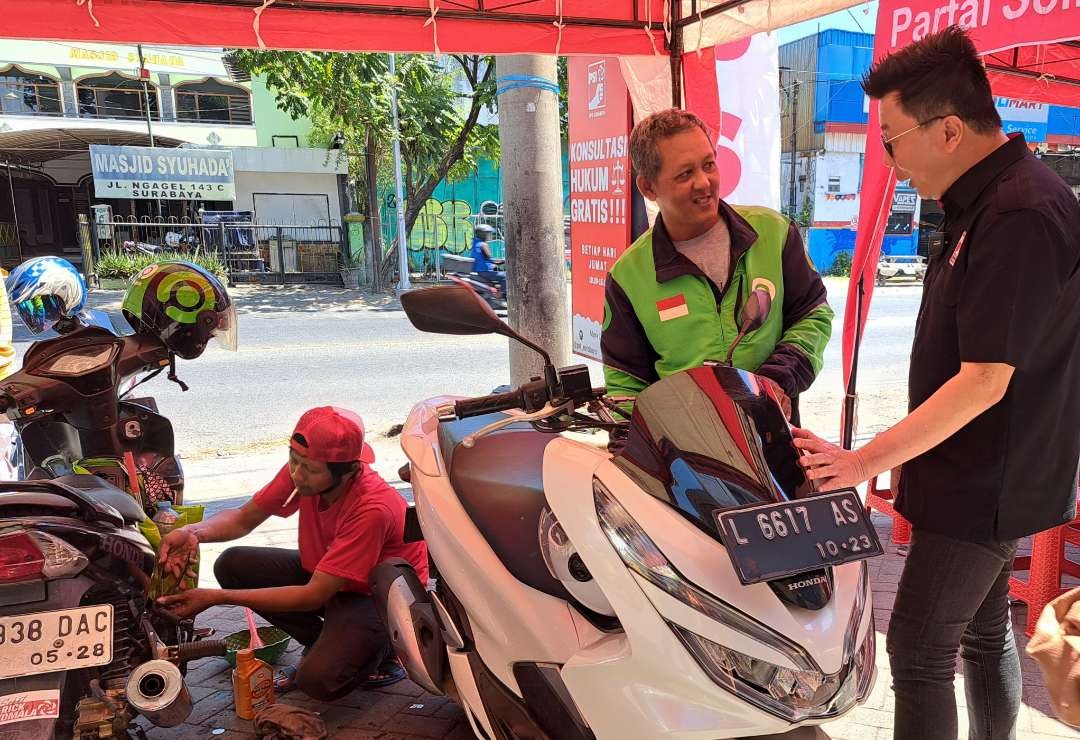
[
  {"xmin": 152, "ymin": 500, "xmax": 181, "ymax": 537},
  {"xmin": 232, "ymin": 648, "xmax": 275, "ymax": 720}
]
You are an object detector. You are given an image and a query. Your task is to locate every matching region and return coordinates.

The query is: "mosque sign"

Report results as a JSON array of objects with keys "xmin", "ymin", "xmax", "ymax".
[{"xmin": 90, "ymin": 145, "xmax": 234, "ymax": 201}]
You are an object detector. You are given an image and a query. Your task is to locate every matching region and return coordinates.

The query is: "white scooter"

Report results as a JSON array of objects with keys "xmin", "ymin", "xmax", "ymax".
[{"xmin": 374, "ymin": 284, "xmax": 882, "ymax": 739}]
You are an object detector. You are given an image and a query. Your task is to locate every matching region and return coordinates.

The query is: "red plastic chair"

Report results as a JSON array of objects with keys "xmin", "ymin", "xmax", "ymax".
[
  {"xmin": 1009, "ymin": 497, "xmax": 1080, "ymax": 637},
  {"xmin": 866, "ymin": 473, "xmax": 912, "ymax": 546}
]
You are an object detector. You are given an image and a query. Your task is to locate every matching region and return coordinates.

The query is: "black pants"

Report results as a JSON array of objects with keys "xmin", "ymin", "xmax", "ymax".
[
  {"xmin": 214, "ymin": 546, "xmax": 392, "ymax": 702},
  {"xmin": 886, "ymin": 529, "xmax": 1021, "ymax": 739}
]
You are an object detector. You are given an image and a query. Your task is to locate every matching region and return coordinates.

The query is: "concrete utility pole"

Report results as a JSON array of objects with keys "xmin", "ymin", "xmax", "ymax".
[{"xmin": 495, "ymin": 55, "xmax": 570, "ymax": 385}]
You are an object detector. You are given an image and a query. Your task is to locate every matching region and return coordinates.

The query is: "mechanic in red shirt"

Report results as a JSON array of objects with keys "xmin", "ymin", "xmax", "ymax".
[{"xmin": 157, "ymin": 406, "xmax": 428, "ymax": 700}]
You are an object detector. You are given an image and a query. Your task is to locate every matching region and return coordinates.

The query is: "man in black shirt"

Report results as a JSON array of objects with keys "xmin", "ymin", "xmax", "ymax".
[{"xmin": 794, "ymin": 26, "xmax": 1080, "ymax": 739}]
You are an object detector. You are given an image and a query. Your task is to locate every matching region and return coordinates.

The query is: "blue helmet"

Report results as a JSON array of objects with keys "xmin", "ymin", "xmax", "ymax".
[{"xmin": 6, "ymin": 257, "xmax": 87, "ymax": 335}]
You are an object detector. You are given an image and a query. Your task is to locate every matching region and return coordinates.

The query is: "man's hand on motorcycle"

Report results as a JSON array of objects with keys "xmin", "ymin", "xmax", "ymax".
[
  {"xmin": 157, "ymin": 588, "xmax": 222, "ymax": 619},
  {"xmin": 791, "ymin": 428, "xmax": 870, "ymax": 490},
  {"xmin": 759, "ymin": 377, "xmax": 792, "ymax": 420},
  {"xmin": 159, "ymin": 527, "xmax": 198, "ymax": 579}
]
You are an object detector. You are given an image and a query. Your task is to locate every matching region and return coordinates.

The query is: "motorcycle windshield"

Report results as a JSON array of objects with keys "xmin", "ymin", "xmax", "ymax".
[{"xmin": 613, "ymin": 365, "xmax": 812, "ymax": 542}]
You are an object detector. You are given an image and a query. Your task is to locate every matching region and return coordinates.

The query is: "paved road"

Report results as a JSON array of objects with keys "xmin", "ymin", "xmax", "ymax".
[{"xmin": 12, "ymin": 278, "xmax": 921, "ymax": 459}]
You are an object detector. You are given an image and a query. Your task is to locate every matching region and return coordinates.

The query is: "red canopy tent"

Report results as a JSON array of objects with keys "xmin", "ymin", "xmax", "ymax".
[
  {"xmin": 0, "ymin": 1, "xmax": 870, "ymax": 81},
  {"xmin": 1, "ymin": 0, "xmax": 668, "ymax": 56},
  {"xmin": 841, "ymin": 3, "xmax": 1080, "ymax": 445}
]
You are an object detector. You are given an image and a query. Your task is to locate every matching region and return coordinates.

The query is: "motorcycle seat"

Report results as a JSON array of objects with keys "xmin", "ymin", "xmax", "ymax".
[
  {"xmin": 54, "ymin": 474, "xmax": 148, "ymax": 524},
  {"xmin": 437, "ymin": 414, "xmax": 571, "ymax": 602},
  {"xmin": 0, "ymin": 475, "xmax": 147, "ymax": 525}
]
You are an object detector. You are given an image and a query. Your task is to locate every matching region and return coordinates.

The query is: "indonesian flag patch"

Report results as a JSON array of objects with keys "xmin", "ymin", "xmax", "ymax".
[{"xmin": 657, "ymin": 294, "xmax": 689, "ymax": 322}]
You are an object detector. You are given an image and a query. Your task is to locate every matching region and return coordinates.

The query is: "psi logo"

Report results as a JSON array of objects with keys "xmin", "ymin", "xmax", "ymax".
[{"xmin": 587, "ymin": 60, "xmax": 606, "ymax": 115}]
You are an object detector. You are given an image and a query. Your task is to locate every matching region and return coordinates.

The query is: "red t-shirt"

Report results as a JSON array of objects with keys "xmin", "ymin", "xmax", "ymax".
[{"xmin": 253, "ymin": 463, "xmax": 429, "ymax": 595}]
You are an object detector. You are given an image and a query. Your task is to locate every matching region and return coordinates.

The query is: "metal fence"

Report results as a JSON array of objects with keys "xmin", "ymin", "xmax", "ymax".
[{"xmin": 92, "ymin": 216, "xmax": 346, "ymax": 284}]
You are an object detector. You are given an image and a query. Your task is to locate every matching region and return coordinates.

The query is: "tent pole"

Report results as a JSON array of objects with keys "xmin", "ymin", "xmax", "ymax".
[
  {"xmin": 5, "ymin": 162, "xmax": 21, "ymax": 263},
  {"xmin": 669, "ymin": 0, "xmax": 683, "ymax": 106},
  {"xmin": 842, "ymin": 273, "xmax": 865, "ymax": 450}
]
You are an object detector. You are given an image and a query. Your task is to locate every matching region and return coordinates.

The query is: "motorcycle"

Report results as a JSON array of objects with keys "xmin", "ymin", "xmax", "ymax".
[
  {"xmin": 4, "ymin": 325, "xmax": 185, "ymax": 502},
  {"xmin": 0, "ymin": 325, "xmax": 221, "ymax": 738},
  {"xmin": 374, "ymin": 284, "xmax": 882, "ymax": 739},
  {"xmin": 440, "ymin": 253, "xmax": 507, "ymax": 312},
  {"xmin": 120, "ymin": 241, "xmax": 163, "ymax": 258}
]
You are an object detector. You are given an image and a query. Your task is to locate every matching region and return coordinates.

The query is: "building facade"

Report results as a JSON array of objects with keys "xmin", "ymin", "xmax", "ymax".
[
  {"xmin": 779, "ymin": 29, "xmax": 1080, "ymax": 272},
  {"xmin": 0, "ymin": 40, "xmax": 345, "ymax": 270}
]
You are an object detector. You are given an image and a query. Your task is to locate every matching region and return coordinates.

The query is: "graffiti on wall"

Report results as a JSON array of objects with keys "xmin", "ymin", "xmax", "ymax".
[
  {"xmin": 381, "ymin": 195, "xmax": 506, "ymax": 273},
  {"xmin": 408, "ymin": 198, "xmax": 476, "ymax": 254}
]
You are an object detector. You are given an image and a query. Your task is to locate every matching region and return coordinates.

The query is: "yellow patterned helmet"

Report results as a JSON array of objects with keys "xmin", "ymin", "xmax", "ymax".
[{"xmin": 121, "ymin": 262, "xmax": 237, "ymax": 359}]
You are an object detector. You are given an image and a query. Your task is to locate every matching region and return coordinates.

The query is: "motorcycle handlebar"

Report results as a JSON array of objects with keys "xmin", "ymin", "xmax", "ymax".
[{"xmin": 454, "ymin": 389, "xmax": 524, "ymax": 419}]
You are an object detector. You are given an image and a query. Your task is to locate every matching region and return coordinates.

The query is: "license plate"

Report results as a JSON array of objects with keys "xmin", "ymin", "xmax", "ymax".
[
  {"xmin": 0, "ymin": 605, "xmax": 113, "ymax": 680},
  {"xmin": 715, "ymin": 490, "xmax": 884, "ymax": 585}
]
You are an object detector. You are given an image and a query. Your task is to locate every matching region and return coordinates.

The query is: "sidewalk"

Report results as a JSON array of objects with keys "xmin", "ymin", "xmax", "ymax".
[{"xmin": 150, "ymin": 454, "xmax": 1080, "ymax": 740}]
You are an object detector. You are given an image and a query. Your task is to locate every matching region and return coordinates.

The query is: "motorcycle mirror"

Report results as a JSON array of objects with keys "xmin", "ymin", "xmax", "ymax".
[
  {"xmin": 739, "ymin": 288, "xmax": 772, "ymax": 334},
  {"xmin": 400, "ymin": 283, "xmax": 505, "ymax": 337},
  {"xmin": 723, "ymin": 288, "xmax": 773, "ymax": 365},
  {"xmin": 401, "ymin": 284, "xmax": 560, "ymax": 393}
]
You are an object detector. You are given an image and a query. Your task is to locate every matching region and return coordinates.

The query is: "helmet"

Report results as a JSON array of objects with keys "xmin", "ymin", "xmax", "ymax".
[
  {"xmin": 474, "ymin": 223, "xmax": 495, "ymax": 239},
  {"xmin": 121, "ymin": 262, "xmax": 237, "ymax": 360},
  {"xmin": 6, "ymin": 257, "xmax": 87, "ymax": 334}
]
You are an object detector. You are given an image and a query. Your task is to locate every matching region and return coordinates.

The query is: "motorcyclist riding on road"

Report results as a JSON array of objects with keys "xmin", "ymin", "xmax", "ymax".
[{"xmin": 470, "ymin": 223, "xmax": 507, "ymax": 297}]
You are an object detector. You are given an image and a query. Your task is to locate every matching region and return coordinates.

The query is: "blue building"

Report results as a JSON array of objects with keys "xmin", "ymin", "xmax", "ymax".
[{"xmin": 780, "ymin": 30, "xmax": 1080, "ymax": 272}]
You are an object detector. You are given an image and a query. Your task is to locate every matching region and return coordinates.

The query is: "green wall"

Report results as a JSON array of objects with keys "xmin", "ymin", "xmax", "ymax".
[{"xmin": 251, "ymin": 74, "xmax": 313, "ymax": 148}]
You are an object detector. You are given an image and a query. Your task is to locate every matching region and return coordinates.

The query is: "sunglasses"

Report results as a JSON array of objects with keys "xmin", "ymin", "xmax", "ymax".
[{"xmin": 880, "ymin": 114, "xmax": 956, "ymax": 158}]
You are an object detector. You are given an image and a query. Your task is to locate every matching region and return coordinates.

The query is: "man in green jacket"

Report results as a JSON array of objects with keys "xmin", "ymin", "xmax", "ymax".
[{"xmin": 602, "ymin": 108, "xmax": 833, "ymax": 422}]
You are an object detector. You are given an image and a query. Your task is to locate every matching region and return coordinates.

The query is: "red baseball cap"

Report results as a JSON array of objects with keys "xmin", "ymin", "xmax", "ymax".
[{"xmin": 290, "ymin": 406, "xmax": 376, "ymax": 464}]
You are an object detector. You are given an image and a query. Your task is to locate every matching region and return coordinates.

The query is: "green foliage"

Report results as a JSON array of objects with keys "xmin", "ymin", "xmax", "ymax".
[
  {"xmin": 96, "ymin": 250, "xmax": 227, "ymax": 281},
  {"xmin": 828, "ymin": 250, "xmax": 853, "ymax": 277},
  {"xmin": 558, "ymin": 56, "xmax": 569, "ymax": 135},
  {"xmin": 231, "ymin": 50, "xmax": 498, "ymax": 204},
  {"xmin": 338, "ymin": 249, "xmax": 363, "ymax": 270}
]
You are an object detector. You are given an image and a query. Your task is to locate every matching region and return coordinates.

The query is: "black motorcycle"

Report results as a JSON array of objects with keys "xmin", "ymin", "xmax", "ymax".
[{"xmin": 0, "ymin": 326, "xmax": 223, "ymax": 739}]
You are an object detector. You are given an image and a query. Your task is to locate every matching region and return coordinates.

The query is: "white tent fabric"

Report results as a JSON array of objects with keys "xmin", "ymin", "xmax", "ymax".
[{"xmin": 680, "ymin": 0, "xmax": 872, "ymax": 53}]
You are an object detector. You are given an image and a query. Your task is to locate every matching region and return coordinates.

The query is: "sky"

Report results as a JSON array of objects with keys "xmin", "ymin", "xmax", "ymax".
[{"xmin": 776, "ymin": 2, "xmax": 880, "ymax": 44}]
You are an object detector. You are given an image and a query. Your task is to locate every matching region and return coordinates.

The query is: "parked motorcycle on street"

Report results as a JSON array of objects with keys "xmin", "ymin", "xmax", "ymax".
[
  {"xmin": 375, "ymin": 284, "xmax": 882, "ymax": 739},
  {"xmin": 0, "ymin": 262, "xmax": 238, "ymax": 739}
]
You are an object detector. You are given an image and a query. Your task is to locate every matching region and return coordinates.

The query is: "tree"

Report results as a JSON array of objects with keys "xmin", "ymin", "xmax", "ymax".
[{"xmin": 231, "ymin": 50, "xmax": 498, "ymax": 286}]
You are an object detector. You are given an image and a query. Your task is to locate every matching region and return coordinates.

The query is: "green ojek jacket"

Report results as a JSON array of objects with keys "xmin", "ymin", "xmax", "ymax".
[{"xmin": 601, "ymin": 201, "xmax": 833, "ymax": 404}]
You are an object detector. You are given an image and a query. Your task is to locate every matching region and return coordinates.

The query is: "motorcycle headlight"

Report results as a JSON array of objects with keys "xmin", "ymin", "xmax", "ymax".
[
  {"xmin": 595, "ymin": 480, "xmax": 875, "ymax": 721},
  {"xmin": 670, "ymin": 622, "xmax": 875, "ymax": 722},
  {"xmin": 594, "ymin": 480, "xmax": 816, "ymax": 671}
]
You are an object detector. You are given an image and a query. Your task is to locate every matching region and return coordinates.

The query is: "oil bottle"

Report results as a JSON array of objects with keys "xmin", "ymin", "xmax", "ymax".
[{"xmin": 232, "ymin": 648, "xmax": 274, "ymax": 720}]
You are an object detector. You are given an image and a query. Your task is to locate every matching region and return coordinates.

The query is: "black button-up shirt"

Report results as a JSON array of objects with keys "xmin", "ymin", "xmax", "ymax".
[{"xmin": 898, "ymin": 134, "xmax": 1080, "ymax": 541}]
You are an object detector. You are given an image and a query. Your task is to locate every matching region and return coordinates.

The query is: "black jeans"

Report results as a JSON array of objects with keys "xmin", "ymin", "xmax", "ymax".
[
  {"xmin": 886, "ymin": 529, "xmax": 1021, "ymax": 740},
  {"xmin": 214, "ymin": 546, "xmax": 392, "ymax": 702}
]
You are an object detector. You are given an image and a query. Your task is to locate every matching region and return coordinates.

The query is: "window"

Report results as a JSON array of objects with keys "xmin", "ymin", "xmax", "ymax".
[
  {"xmin": 175, "ymin": 79, "xmax": 251, "ymax": 125},
  {"xmin": 0, "ymin": 66, "xmax": 62, "ymax": 116},
  {"xmin": 828, "ymin": 176, "xmax": 841, "ymax": 193},
  {"xmin": 77, "ymin": 73, "xmax": 158, "ymax": 120}
]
